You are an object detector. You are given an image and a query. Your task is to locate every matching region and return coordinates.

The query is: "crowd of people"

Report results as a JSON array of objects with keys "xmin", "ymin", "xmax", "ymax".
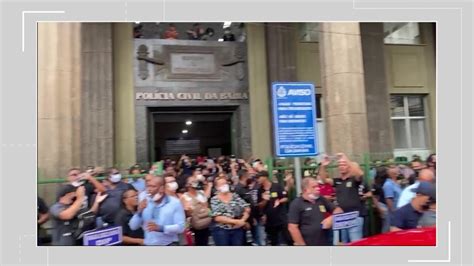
[{"xmin": 37, "ymin": 153, "xmax": 437, "ymax": 246}]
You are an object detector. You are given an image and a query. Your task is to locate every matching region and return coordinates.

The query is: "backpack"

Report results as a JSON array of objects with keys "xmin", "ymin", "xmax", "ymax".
[{"xmin": 190, "ymin": 198, "xmax": 212, "ymax": 230}]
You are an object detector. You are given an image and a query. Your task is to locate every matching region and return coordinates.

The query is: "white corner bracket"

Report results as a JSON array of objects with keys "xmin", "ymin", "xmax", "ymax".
[
  {"xmin": 22, "ymin": 10, "xmax": 66, "ymax": 52},
  {"xmin": 408, "ymin": 221, "xmax": 451, "ymax": 263}
]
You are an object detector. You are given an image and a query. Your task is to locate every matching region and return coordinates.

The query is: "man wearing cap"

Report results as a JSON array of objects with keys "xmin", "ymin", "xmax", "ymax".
[
  {"xmin": 390, "ymin": 181, "xmax": 436, "ymax": 231},
  {"xmin": 50, "ymin": 185, "xmax": 107, "ymax": 245}
]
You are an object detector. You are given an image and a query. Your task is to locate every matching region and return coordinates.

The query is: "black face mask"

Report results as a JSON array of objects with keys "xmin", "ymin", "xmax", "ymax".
[{"xmin": 421, "ymin": 203, "xmax": 430, "ymax": 211}]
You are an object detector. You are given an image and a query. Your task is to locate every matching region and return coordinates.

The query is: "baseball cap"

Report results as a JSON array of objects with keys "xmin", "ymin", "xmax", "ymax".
[
  {"xmin": 56, "ymin": 184, "xmax": 77, "ymax": 201},
  {"xmin": 412, "ymin": 181, "xmax": 436, "ymax": 200}
]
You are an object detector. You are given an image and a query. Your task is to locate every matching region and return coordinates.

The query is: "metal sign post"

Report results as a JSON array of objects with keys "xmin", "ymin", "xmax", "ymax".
[{"xmin": 294, "ymin": 157, "xmax": 302, "ymax": 195}]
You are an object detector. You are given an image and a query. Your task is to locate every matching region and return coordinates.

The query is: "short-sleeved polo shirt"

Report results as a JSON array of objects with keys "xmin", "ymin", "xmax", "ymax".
[
  {"xmin": 288, "ymin": 196, "xmax": 334, "ymax": 246},
  {"xmin": 333, "ymin": 176, "xmax": 363, "ymax": 213}
]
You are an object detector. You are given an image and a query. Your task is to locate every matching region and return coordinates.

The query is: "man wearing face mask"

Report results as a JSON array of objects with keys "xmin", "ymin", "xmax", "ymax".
[
  {"xmin": 58, "ymin": 168, "xmax": 106, "ymax": 209},
  {"xmin": 288, "ymin": 177, "xmax": 343, "ymax": 246},
  {"xmin": 97, "ymin": 168, "xmax": 134, "ymax": 226},
  {"xmin": 129, "ymin": 176, "xmax": 186, "ymax": 245},
  {"xmin": 390, "ymin": 182, "xmax": 435, "ymax": 231}
]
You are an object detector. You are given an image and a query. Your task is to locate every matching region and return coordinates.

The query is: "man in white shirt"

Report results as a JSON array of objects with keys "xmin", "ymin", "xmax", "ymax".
[{"xmin": 397, "ymin": 169, "xmax": 435, "ymax": 208}]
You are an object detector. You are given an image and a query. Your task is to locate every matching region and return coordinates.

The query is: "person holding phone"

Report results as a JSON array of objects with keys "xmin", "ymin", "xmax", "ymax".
[
  {"xmin": 129, "ymin": 176, "xmax": 186, "ymax": 246},
  {"xmin": 322, "ymin": 153, "xmax": 365, "ymax": 244},
  {"xmin": 58, "ymin": 168, "xmax": 106, "ymax": 209}
]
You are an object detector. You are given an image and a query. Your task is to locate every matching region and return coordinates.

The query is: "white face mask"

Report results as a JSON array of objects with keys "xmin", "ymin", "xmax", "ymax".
[
  {"xmin": 71, "ymin": 180, "xmax": 84, "ymax": 187},
  {"xmin": 109, "ymin": 174, "xmax": 122, "ymax": 183},
  {"xmin": 308, "ymin": 193, "xmax": 319, "ymax": 200},
  {"xmin": 196, "ymin": 174, "xmax": 204, "ymax": 181},
  {"xmin": 153, "ymin": 192, "xmax": 163, "ymax": 202},
  {"xmin": 167, "ymin": 182, "xmax": 178, "ymax": 192},
  {"xmin": 219, "ymin": 184, "xmax": 230, "ymax": 193}
]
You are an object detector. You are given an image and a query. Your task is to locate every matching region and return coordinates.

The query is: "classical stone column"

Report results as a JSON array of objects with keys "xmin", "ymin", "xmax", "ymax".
[
  {"xmin": 80, "ymin": 23, "xmax": 114, "ymax": 169},
  {"xmin": 265, "ymin": 23, "xmax": 298, "ymax": 82},
  {"xmin": 113, "ymin": 23, "xmax": 137, "ymax": 168},
  {"xmin": 360, "ymin": 23, "xmax": 394, "ymax": 159},
  {"xmin": 38, "ymin": 23, "xmax": 82, "ymax": 201},
  {"xmin": 38, "ymin": 22, "xmax": 115, "ymax": 191},
  {"xmin": 319, "ymin": 23, "xmax": 370, "ymax": 160},
  {"xmin": 246, "ymin": 23, "xmax": 272, "ymax": 160},
  {"xmin": 264, "ymin": 23, "xmax": 298, "ymax": 157}
]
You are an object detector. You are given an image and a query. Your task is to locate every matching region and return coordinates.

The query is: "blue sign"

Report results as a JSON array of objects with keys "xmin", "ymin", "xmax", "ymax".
[
  {"xmin": 333, "ymin": 211, "xmax": 360, "ymax": 230},
  {"xmin": 83, "ymin": 226, "xmax": 123, "ymax": 246},
  {"xmin": 272, "ymin": 82, "xmax": 318, "ymax": 157}
]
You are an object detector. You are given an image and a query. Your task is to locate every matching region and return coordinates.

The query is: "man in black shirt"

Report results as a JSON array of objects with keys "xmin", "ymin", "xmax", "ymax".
[
  {"xmin": 57, "ymin": 168, "xmax": 107, "ymax": 209},
  {"xmin": 391, "ymin": 182, "xmax": 435, "ymax": 231},
  {"xmin": 257, "ymin": 171, "xmax": 289, "ymax": 245},
  {"xmin": 114, "ymin": 188, "xmax": 144, "ymax": 245},
  {"xmin": 324, "ymin": 153, "xmax": 365, "ymax": 244},
  {"xmin": 288, "ymin": 177, "xmax": 343, "ymax": 246}
]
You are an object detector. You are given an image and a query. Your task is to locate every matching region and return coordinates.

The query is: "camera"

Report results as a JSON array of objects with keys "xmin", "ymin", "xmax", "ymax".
[{"xmin": 195, "ymin": 181, "xmax": 205, "ymax": 190}]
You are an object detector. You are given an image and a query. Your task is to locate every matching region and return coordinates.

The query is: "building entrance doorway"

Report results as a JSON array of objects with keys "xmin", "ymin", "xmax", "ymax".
[{"xmin": 150, "ymin": 107, "xmax": 235, "ymax": 161}]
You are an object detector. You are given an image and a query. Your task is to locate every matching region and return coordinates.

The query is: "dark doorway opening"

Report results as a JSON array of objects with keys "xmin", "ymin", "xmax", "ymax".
[{"xmin": 150, "ymin": 107, "xmax": 234, "ymax": 161}]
